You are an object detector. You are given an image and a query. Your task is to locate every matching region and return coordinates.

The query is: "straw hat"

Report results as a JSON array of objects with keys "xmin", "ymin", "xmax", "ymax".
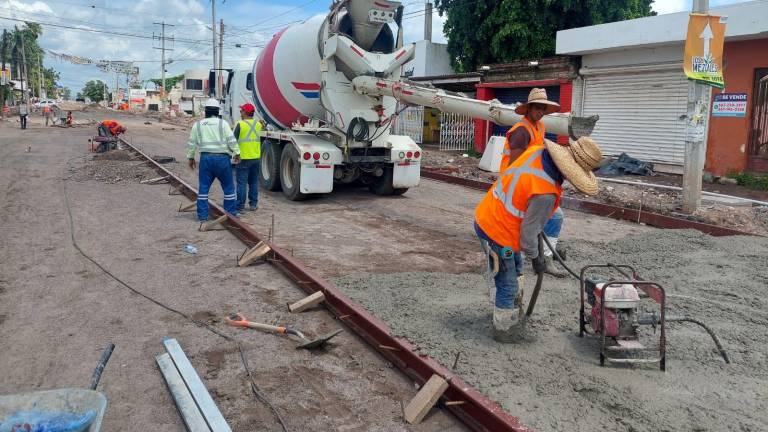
[
  {"xmin": 514, "ymin": 88, "xmax": 560, "ymax": 115},
  {"xmin": 544, "ymin": 137, "xmax": 603, "ymax": 196}
]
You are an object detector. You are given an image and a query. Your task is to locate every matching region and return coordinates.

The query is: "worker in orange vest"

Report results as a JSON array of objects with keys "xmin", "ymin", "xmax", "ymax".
[
  {"xmin": 475, "ymin": 137, "xmax": 603, "ymax": 342},
  {"xmin": 42, "ymin": 105, "xmax": 52, "ymax": 126},
  {"xmin": 501, "ymin": 88, "xmax": 568, "ymax": 277},
  {"xmin": 99, "ymin": 119, "xmax": 126, "ymax": 136}
]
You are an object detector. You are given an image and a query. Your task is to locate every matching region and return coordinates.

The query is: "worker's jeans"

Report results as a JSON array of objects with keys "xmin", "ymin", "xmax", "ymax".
[
  {"xmin": 543, "ymin": 207, "xmax": 564, "ymax": 238},
  {"xmin": 474, "ymin": 223, "xmax": 523, "ymax": 309},
  {"xmin": 20, "ymin": 115, "xmax": 27, "ymax": 129},
  {"xmin": 197, "ymin": 153, "xmax": 237, "ymax": 221},
  {"xmin": 235, "ymin": 159, "xmax": 260, "ymax": 210}
]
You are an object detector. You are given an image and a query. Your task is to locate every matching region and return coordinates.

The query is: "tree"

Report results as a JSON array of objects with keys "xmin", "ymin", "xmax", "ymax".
[
  {"xmin": 433, "ymin": 0, "xmax": 655, "ymax": 72},
  {"xmin": 59, "ymin": 87, "xmax": 71, "ymax": 100},
  {"xmin": 0, "ymin": 23, "xmax": 63, "ymax": 99},
  {"xmin": 149, "ymin": 73, "xmax": 184, "ymax": 92},
  {"xmin": 81, "ymin": 80, "xmax": 107, "ymax": 102}
]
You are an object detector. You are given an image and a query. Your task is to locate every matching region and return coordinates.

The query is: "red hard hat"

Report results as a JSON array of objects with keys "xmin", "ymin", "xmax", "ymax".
[{"xmin": 239, "ymin": 103, "xmax": 255, "ymax": 114}]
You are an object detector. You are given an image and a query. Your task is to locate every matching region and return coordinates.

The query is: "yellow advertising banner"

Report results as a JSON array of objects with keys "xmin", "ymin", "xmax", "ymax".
[{"xmin": 684, "ymin": 13, "xmax": 727, "ymax": 88}]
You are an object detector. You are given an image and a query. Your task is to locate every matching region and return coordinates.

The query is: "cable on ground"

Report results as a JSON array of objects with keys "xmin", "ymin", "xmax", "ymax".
[{"xmin": 63, "ymin": 156, "xmax": 288, "ymax": 432}]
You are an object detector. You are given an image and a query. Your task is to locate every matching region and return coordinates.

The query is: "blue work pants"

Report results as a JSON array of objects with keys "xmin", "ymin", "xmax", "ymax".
[
  {"xmin": 197, "ymin": 153, "xmax": 237, "ymax": 221},
  {"xmin": 474, "ymin": 222, "xmax": 523, "ymax": 309},
  {"xmin": 235, "ymin": 158, "xmax": 260, "ymax": 210},
  {"xmin": 543, "ymin": 206, "xmax": 564, "ymax": 238}
]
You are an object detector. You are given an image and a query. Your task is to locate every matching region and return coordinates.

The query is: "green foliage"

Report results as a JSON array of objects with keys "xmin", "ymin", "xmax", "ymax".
[
  {"xmin": 149, "ymin": 74, "xmax": 184, "ymax": 91},
  {"xmin": 1, "ymin": 23, "xmax": 61, "ymax": 98},
  {"xmin": 82, "ymin": 80, "xmax": 107, "ymax": 102},
  {"xmin": 727, "ymin": 172, "xmax": 768, "ymax": 191},
  {"xmin": 433, "ymin": 0, "xmax": 655, "ymax": 72}
]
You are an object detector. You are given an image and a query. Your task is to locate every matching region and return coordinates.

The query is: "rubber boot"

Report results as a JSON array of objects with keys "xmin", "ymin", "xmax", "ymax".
[
  {"xmin": 492, "ymin": 307, "xmax": 525, "ymax": 343},
  {"xmin": 543, "ymin": 256, "xmax": 569, "ymax": 278}
]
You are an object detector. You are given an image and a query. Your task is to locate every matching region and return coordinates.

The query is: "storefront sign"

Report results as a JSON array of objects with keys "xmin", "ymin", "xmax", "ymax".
[
  {"xmin": 683, "ymin": 14, "xmax": 727, "ymax": 89},
  {"xmin": 712, "ymin": 93, "xmax": 747, "ymax": 117}
]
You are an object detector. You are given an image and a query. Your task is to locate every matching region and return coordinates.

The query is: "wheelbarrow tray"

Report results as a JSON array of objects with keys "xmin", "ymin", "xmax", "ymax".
[{"xmin": 0, "ymin": 389, "xmax": 107, "ymax": 432}]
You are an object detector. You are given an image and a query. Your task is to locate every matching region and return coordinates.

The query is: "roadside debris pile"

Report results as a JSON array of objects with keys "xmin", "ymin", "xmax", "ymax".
[{"xmin": 67, "ymin": 149, "xmax": 158, "ymax": 184}]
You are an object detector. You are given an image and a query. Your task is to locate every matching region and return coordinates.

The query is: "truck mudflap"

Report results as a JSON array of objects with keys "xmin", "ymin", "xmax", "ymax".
[
  {"xmin": 292, "ymin": 133, "xmax": 343, "ymax": 194},
  {"xmin": 388, "ymin": 135, "xmax": 422, "ymax": 188}
]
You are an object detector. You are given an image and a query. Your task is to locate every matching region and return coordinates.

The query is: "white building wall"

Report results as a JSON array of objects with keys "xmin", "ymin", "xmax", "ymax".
[{"xmin": 403, "ymin": 40, "xmax": 455, "ymax": 78}]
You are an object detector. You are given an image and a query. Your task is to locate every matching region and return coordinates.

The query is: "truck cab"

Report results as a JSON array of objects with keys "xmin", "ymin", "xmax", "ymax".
[{"xmin": 221, "ymin": 69, "xmax": 255, "ymax": 127}]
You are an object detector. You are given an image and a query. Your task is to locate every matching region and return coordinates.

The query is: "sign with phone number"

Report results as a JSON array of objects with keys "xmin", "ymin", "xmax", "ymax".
[{"xmin": 712, "ymin": 93, "xmax": 747, "ymax": 117}]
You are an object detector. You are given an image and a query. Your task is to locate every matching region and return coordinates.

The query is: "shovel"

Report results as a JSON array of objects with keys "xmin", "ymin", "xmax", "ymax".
[{"xmin": 225, "ymin": 313, "xmax": 342, "ymax": 350}]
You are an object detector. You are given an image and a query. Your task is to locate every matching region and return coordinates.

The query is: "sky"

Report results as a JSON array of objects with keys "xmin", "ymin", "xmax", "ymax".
[{"xmin": 0, "ymin": 0, "xmax": 755, "ymax": 95}]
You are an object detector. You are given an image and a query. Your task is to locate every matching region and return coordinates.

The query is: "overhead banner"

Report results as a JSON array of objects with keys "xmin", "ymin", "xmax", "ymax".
[{"xmin": 683, "ymin": 14, "xmax": 727, "ymax": 89}]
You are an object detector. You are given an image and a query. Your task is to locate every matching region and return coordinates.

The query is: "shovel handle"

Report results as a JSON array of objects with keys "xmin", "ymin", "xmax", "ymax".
[{"xmin": 226, "ymin": 314, "xmax": 287, "ymax": 334}]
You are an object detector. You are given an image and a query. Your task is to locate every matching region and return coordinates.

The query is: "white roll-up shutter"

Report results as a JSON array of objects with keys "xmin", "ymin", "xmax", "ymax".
[{"xmin": 581, "ymin": 68, "xmax": 688, "ymax": 165}]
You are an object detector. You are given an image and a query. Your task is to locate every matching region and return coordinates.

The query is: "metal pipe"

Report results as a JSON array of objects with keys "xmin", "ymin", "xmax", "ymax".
[
  {"xmin": 353, "ymin": 76, "xmax": 599, "ymax": 138},
  {"xmin": 597, "ymin": 177, "xmax": 768, "ymax": 207}
]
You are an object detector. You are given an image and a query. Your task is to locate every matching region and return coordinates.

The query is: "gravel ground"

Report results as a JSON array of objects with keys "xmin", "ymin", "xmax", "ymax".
[{"xmin": 333, "ymin": 229, "xmax": 768, "ymax": 432}]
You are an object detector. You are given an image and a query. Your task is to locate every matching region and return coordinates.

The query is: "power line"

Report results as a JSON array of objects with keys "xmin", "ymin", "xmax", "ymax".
[{"xmin": 0, "ymin": 14, "xmax": 211, "ymax": 45}]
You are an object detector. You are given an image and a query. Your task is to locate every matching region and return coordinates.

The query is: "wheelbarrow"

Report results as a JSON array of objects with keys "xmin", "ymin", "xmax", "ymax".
[{"xmin": 0, "ymin": 343, "xmax": 115, "ymax": 432}]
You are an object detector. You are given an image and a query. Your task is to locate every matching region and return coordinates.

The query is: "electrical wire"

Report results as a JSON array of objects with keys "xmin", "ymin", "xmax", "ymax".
[{"xmin": 62, "ymin": 156, "xmax": 289, "ymax": 432}]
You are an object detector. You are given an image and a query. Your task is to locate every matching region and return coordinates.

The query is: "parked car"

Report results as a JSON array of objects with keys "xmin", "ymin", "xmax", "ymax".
[{"xmin": 35, "ymin": 99, "xmax": 56, "ymax": 109}]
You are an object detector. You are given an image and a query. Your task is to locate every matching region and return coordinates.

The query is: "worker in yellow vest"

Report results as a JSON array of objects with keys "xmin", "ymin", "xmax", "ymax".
[{"xmin": 233, "ymin": 103, "xmax": 263, "ymax": 211}]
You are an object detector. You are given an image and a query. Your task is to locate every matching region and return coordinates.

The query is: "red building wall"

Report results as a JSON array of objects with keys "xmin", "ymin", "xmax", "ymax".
[
  {"xmin": 706, "ymin": 38, "xmax": 768, "ymax": 175},
  {"xmin": 473, "ymin": 80, "xmax": 573, "ymax": 152}
]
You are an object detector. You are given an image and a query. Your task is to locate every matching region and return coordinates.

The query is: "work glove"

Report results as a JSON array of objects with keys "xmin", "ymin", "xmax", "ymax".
[
  {"xmin": 188, "ymin": 158, "xmax": 196, "ymax": 170},
  {"xmin": 532, "ymin": 255, "xmax": 547, "ymax": 274}
]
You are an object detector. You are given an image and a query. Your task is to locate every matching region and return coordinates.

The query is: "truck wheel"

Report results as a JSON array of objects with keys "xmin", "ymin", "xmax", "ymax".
[
  {"xmin": 260, "ymin": 140, "xmax": 282, "ymax": 191},
  {"xmin": 369, "ymin": 165, "xmax": 407, "ymax": 196},
  {"xmin": 280, "ymin": 144, "xmax": 307, "ymax": 201}
]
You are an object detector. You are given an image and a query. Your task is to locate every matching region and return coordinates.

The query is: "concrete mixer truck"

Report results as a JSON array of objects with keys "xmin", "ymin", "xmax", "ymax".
[{"xmin": 244, "ymin": 0, "xmax": 597, "ymax": 201}]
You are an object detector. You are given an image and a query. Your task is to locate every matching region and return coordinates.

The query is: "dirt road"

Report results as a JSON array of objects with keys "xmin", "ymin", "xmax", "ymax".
[{"xmin": 0, "ymin": 115, "xmax": 462, "ymax": 431}]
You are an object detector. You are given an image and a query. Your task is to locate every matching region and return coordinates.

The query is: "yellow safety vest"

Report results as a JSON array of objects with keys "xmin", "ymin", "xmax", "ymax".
[{"xmin": 237, "ymin": 119, "xmax": 262, "ymax": 160}]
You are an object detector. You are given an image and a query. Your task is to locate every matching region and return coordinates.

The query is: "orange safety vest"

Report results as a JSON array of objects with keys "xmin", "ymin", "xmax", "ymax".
[
  {"xmin": 500, "ymin": 117, "xmax": 545, "ymax": 170},
  {"xmin": 475, "ymin": 146, "xmax": 562, "ymax": 250},
  {"xmin": 102, "ymin": 120, "xmax": 121, "ymax": 134}
]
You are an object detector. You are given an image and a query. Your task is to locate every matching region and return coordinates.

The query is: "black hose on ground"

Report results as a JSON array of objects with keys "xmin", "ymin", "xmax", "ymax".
[
  {"xmin": 541, "ymin": 234, "xmax": 580, "ymax": 279},
  {"xmin": 666, "ymin": 316, "xmax": 731, "ymax": 364}
]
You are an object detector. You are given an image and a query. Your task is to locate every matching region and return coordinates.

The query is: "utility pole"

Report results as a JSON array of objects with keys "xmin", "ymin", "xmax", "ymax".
[
  {"xmin": 17, "ymin": 26, "xmax": 28, "ymax": 106},
  {"xmin": 424, "ymin": 1, "xmax": 432, "ymax": 42},
  {"xmin": 37, "ymin": 52, "xmax": 44, "ymax": 99},
  {"xmin": 103, "ymin": 80, "xmax": 107, "ymax": 106},
  {"xmin": 682, "ymin": 0, "xmax": 711, "ymax": 213},
  {"xmin": 218, "ymin": 19, "xmax": 224, "ymax": 99},
  {"xmin": 114, "ymin": 70, "xmax": 119, "ymax": 106},
  {"xmin": 154, "ymin": 21, "xmax": 175, "ymax": 116},
  {"xmin": 1, "ymin": 29, "xmax": 8, "ymax": 119},
  {"xmin": 211, "ymin": 0, "xmax": 217, "ymax": 99}
]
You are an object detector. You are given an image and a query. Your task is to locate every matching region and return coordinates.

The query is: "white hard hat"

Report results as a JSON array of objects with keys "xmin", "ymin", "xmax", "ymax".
[{"xmin": 204, "ymin": 98, "xmax": 220, "ymax": 109}]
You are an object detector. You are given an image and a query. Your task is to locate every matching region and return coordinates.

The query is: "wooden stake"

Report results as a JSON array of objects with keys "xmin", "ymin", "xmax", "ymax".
[
  {"xmin": 404, "ymin": 374, "xmax": 449, "ymax": 425},
  {"xmin": 140, "ymin": 175, "xmax": 169, "ymax": 184},
  {"xmin": 178, "ymin": 202, "xmax": 196, "ymax": 212},
  {"xmin": 288, "ymin": 291, "xmax": 325, "ymax": 313},
  {"xmin": 199, "ymin": 215, "xmax": 227, "ymax": 232},
  {"xmin": 237, "ymin": 241, "xmax": 272, "ymax": 267}
]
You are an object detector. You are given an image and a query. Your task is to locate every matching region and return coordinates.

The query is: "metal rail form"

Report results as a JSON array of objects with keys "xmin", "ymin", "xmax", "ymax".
[
  {"xmin": 118, "ymin": 138, "xmax": 533, "ymax": 432},
  {"xmin": 420, "ymin": 168, "xmax": 755, "ymax": 237}
]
